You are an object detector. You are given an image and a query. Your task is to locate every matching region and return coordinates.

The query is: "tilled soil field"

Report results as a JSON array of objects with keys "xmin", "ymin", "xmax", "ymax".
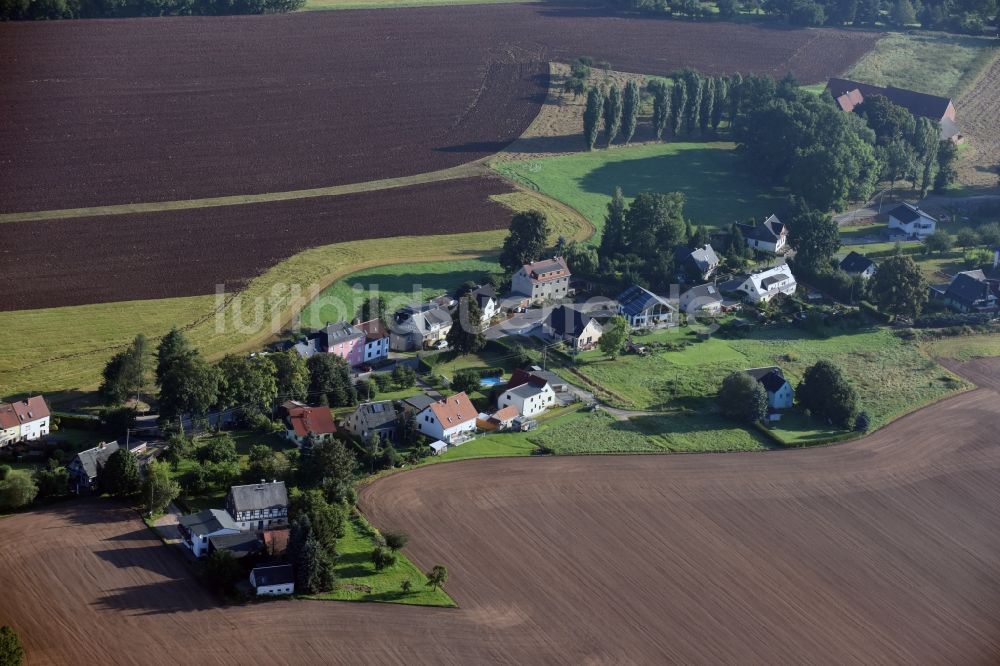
[
  {"xmin": 0, "ymin": 6, "xmax": 879, "ymax": 212},
  {"xmin": 0, "ymin": 176, "xmax": 515, "ymax": 311},
  {"xmin": 2, "ymin": 366, "xmax": 999, "ymax": 664}
]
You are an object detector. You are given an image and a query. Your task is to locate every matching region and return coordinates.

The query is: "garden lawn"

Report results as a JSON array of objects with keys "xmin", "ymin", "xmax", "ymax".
[
  {"xmin": 493, "ymin": 142, "xmax": 785, "ymax": 237},
  {"xmin": 569, "ymin": 326, "xmax": 967, "ymax": 429},
  {"xmin": 845, "ymin": 32, "xmax": 998, "ymax": 98},
  {"xmin": 763, "ymin": 410, "xmax": 852, "ymax": 447},
  {"xmin": 299, "ymin": 257, "xmax": 499, "ymax": 330},
  {"xmin": 305, "ymin": 515, "xmax": 455, "ymax": 606}
]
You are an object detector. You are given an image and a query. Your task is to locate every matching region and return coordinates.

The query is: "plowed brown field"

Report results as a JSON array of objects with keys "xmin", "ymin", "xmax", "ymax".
[
  {"xmin": 0, "ymin": 7, "xmax": 880, "ymax": 213},
  {"xmin": 0, "ymin": 176, "xmax": 516, "ymax": 311},
  {"xmin": 2, "ymin": 360, "xmax": 998, "ymax": 664}
]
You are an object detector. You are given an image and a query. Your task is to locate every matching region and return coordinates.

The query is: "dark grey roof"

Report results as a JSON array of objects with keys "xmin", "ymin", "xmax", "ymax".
[
  {"xmin": 293, "ymin": 334, "xmax": 323, "ymax": 359},
  {"xmin": 738, "ymin": 215, "xmax": 785, "ymax": 243},
  {"xmin": 528, "ymin": 369, "xmax": 566, "ymax": 387},
  {"xmin": 229, "ymin": 481, "xmax": 288, "ymax": 514},
  {"xmin": 179, "ymin": 509, "xmax": 239, "ymax": 536},
  {"xmin": 401, "ymin": 394, "xmax": 436, "ymax": 412},
  {"xmin": 252, "ymin": 564, "xmax": 295, "ymax": 587},
  {"xmin": 322, "ymin": 321, "xmax": 363, "ymax": 346},
  {"xmin": 826, "ymin": 78, "xmax": 954, "ymax": 121},
  {"xmin": 761, "ymin": 273, "xmax": 791, "ymax": 288},
  {"xmin": 945, "ymin": 271, "xmax": 992, "ymax": 306},
  {"xmin": 617, "ymin": 284, "xmax": 674, "ymax": 318},
  {"xmin": 395, "ymin": 305, "xmax": 452, "ymax": 335},
  {"xmin": 840, "ymin": 251, "xmax": 876, "ymax": 274},
  {"xmin": 354, "ymin": 400, "xmax": 398, "ymax": 431},
  {"xmin": 746, "ymin": 367, "xmax": 788, "ymax": 394},
  {"xmin": 689, "ymin": 244, "xmax": 719, "ymax": 273},
  {"xmin": 508, "ymin": 383, "xmax": 545, "ymax": 400},
  {"xmin": 547, "ymin": 305, "xmax": 599, "ymax": 337},
  {"xmin": 682, "ymin": 283, "xmax": 723, "ymax": 303},
  {"xmin": 888, "ymin": 203, "xmax": 935, "ymax": 225},
  {"xmin": 73, "ymin": 441, "xmax": 120, "ymax": 480},
  {"xmin": 473, "ymin": 284, "xmax": 497, "ymax": 309},
  {"xmin": 209, "ymin": 533, "xmax": 262, "ymax": 558}
]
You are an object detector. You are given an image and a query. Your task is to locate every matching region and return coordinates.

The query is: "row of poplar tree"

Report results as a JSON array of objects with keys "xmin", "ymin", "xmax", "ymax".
[{"xmin": 582, "ymin": 69, "xmax": 737, "ymax": 150}]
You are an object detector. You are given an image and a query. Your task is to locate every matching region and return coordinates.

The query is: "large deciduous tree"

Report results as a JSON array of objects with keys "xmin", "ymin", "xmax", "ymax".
[
  {"xmin": 598, "ymin": 315, "xmax": 629, "ymax": 359},
  {"xmin": 99, "ymin": 334, "xmax": 150, "ymax": 406},
  {"xmin": 142, "ymin": 460, "xmax": 180, "ymax": 516},
  {"xmin": 788, "ymin": 206, "xmax": 842, "ymax": 273},
  {"xmin": 499, "ymin": 210, "xmax": 551, "ymax": 273},
  {"xmin": 796, "ymin": 360, "xmax": 859, "ymax": 429},
  {"xmin": 446, "ymin": 295, "xmax": 486, "ymax": 355},
  {"xmin": 306, "ymin": 354, "xmax": 356, "ymax": 407},
  {"xmin": 271, "ymin": 350, "xmax": 309, "ymax": 402},
  {"xmin": 216, "ymin": 354, "xmax": 278, "ymax": 413},
  {"xmin": 99, "ymin": 448, "xmax": 141, "ymax": 498},
  {"xmin": 683, "ymin": 70, "xmax": 703, "ymax": 135},
  {"xmin": 699, "ymin": 76, "xmax": 715, "ymax": 136},
  {"xmin": 670, "ymin": 78, "xmax": 687, "ymax": 138},
  {"xmin": 868, "ymin": 254, "xmax": 928, "ymax": 317},
  {"xmin": 717, "ymin": 371, "xmax": 768, "ymax": 424},
  {"xmin": 648, "ymin": 80, "xmax": 670, "ymax": 140},
  {"xmin": 599, "ymin": 187, "xmax": 628, "ymax": 260}
]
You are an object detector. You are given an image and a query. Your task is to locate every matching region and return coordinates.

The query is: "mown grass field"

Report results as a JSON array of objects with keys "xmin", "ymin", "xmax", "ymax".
[
  {"xmin": 306, "ymin": 515, "xmax": 455, "ymax": 607},
  {"xmin": 0, "ymin": 189, "xmax": 589, "ymax": 403},
  {"xmin": 923, "ymin": 333, "xmax": 1000, "ymax": 361},
  {"xmin": 568, "ymin": 327, "xmax": 967, "ymax": 430},
  {"xmin": 845, "ymin": 32, "xmax": 998, "ymax": 98},
  {"xmin": 532, "ymin": 409, "xmax": 769, "ymax": 454},
  {"xmin": 493, "ymin": 142, "xmax": 785, "ymax": 237}
]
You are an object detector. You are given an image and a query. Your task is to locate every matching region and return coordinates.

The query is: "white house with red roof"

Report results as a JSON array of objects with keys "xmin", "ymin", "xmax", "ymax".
[
  {"xmin": 498, "ymin": 369, "xmax": 556, "ymax": 418},
  {"xmin": 511, "ymin": 257, "xmax": 572, "ymax": 304},
  {"xmin": 0, "ymin": 396, "xmax": 51, "ymax": 444},
  {"xmin": 280, "ymin": 400, "xmax": 337, "ymax": 447},
  {"xmin": 415, "ymin": 392, "xmax": 477, "ymax": 445}
]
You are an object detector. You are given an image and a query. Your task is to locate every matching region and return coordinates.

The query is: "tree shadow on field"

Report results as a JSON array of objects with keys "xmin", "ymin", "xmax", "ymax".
[
  {"xmin": 92, "ymin": 578, "xmax": 217, "ymax": 616},
  {"xmin": 578, "ymin": 147, "xmax": 784, "ymax": 226},
  {"xmin": 54, "ymin": 498, "xmax": 133, "ymax": 526}
]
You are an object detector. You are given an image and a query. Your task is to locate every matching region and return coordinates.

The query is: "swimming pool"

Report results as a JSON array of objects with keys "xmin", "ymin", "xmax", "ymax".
[{"xmin": 479, "ymin": 376, "xmax": 504, "ymax": 388}]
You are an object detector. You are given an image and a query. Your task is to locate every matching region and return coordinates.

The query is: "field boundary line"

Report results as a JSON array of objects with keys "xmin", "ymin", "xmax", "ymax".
[{"xmin": 0, "ymin": 161, "xmax": 490, "ymax": 224}]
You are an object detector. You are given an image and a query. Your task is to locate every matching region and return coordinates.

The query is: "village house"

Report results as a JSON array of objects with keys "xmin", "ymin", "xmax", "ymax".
[
  {"xmin": 616, "ymin": 284, "xmax": 676, "ymax": 329},
  {"xmin": 887, "ymin": 203, "xmax": 937, "ymax": 239},
  {"xmin": 471, "ymin": 284, "xmax": 500, "ymax": 330},
  {"xmin": 679, "ymin": 283, "xmax": 724, "ymax": 315},
  {"xmin": 738, "ymin": 265, "xmax": 797, "ymax": 303},
  {"xmin": 226, "ymin": 481, "xmax": 289, "ymax": 532},
  {"xmin": 321, "ymin": 321, "xmax": 365, "ymax": 367},
  {"xmin": 737, "ymin": 215, "xmax": 787, "ymax": 254},
  {"xmin": 390, "ymin": 304, "xmax": 453, "ymax": 351},
  {"xmin": 0, "ymin": 395, "xmax": 51, "ymax": 443},
  {"xmin": 498, "ymin": 369, "xmax": 557, "ymax": 418},
  {"xmin": 677, "ymin": 244, "xmax": 720, "ymax": 281},
  {"xmin": 67, "ymin": 441, "xmax": 121, "ymax": 493},
  {"xmin": 250, "ymin": 565, "xmax": 295, "ymax": 596},
  {"xmin": 399, "ymin": 394, "xmax": 436, "ymax": 418},
  {"xmin": 415, "ymin": 392, "xmax": 477, "ymax": 445},
  {"xmin": 0, "ymin": 404, "xmax": 20, "ymax": 447},
  {"xmin": 346, "ymin": 400, "xmax": 398, "ymax": 442},
  {"xmin": 178, "ymin": 508, "xmax": 242, "ymax": 558},
  {"xmin": 544, "ymin": 305, "xmax": 603, "ymax": 351},
  {"xmin": 357, "ymin": 318, "xmax": 390, "ymax": 365},
  {"xmin": 280, "ymin": 400, "xmax": 337, "ymax": 447},
  {"xmin": 511, "ymin": 257, "xmax": 572, "ymax": 304},
  {"xmin": 839, "ymin": 251, "xmax": 877, "ymax": 279},
  {"xmin": 209, "ymin": 532, "xmax": 263, "ymax": 559},
  {"xmin": 930, "ymin": 270, "xmax": 998, "ymax": 313},
  {"xmin": 746, "ymin": 367, "xmax": 794, "ymax": 410},
  {"xmin": 826, "ymin": 78, "xmax": 960, "ymax": 142}
]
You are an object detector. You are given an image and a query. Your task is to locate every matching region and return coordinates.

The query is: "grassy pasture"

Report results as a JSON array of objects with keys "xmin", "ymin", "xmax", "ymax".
[
  {"xmin": 923, "ymin": 333, "xmax": 1000, "ymax": 361},
  {"xmin": 493, "ymin": 142, "xmax": 786, "ymax": 237},
  {"xmin": 565, "ymin": 327, "xmax": 967, "ymax": 430},
  {"xmin": 845, "ymin": 32, "xmax": 998, "ymax": 98}
]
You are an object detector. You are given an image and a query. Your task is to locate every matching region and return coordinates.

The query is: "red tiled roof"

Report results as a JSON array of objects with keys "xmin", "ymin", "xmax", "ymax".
[
  {"xmin": 357, "ymin": 318, "xmax": 388, "ymax": 342},
  {"xmin": 0, "ymin": 404, "xmax": 19, "ymax": 430},
  {"xmin": 10, "ymin": 396, "xmax": 49, "ymax": 424},
  {"xmin": 491, "ymin": 406, "xmax": 519, "ymax": 423},
  {"xmin": 428, "ymin": 392, "xmax": 476, "ymax": 427},
  {"xmin": 287, "ymin": 405, "xmax": 337, "ymax": 438},
  {"xmin": 506, "ymin": 368, "xmax": 549, "ymax": 391}
]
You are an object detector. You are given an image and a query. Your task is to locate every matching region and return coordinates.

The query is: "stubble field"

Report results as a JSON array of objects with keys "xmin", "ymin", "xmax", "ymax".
[{"xmin": 2, "ymin": 360, "xmax": 999, "ymax": 664}]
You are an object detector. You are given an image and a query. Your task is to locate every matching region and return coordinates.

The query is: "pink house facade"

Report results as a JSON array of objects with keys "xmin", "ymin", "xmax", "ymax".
[{"xmin": 322, "ymin": 321, "xmax": 365, "ymax": 367}]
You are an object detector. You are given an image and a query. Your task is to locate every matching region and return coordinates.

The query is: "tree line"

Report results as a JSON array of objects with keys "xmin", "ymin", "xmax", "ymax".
[
  {"xmin": 606, "ymin": 0, "xmax": 997, "ymax": 34},
  {"xmin": 1, "ymin": 0, "xmax": 303, "ymax": 20}
]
